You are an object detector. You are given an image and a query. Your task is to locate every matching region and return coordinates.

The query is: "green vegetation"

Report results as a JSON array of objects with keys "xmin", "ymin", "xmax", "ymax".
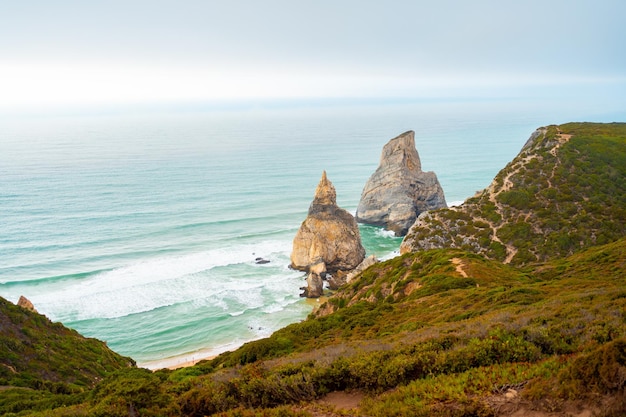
[
  {"xmin": 3, "ymin": 238, "xmax": 625, "ymax": 416},
  {"xmin": 0, "ymin": 298, "xmax": 134, "ymax": 389},
  {"xmin": 403, "ymin": 122, "xmax": 626, "ymax": 266},
  {"xmin": 1, "ymin": 122, "xmax": 625, "ymax": 416},
  {"xmin": 0, "ymin": 297, "xmax": 134, "ymax": 415}
]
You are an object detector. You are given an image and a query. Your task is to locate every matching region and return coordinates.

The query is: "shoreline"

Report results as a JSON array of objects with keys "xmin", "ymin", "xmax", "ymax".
[
  {"xmin": 139, "ymin": 297, "xmax": 329, "ymax": 371},
  {"xmin": 140, "ymin": 348, "xmax": 221, "ymax": 370}
]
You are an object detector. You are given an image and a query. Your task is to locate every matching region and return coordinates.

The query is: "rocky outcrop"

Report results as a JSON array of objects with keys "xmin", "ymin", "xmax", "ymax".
[
  {"xmin": 327, "ymin": 254, "xmax": 378, "ymax": 290},
  {"xmin": 301, "ymin": 261, "xmax": 326, "ymax": 298},
  {"xmin": 345, "ymin": 254, "xmax": 378, "ymax": 284},
  {"xmin": 356, "ymin": 130, "xmax": 447, "ymax": 236},
  {"xmin": 17, "ymin": 295, "xmax": 37, "ymax": 313},
  {"xmin": 291, "ymin": 171, "xmax": 366, "ymax": 297}
]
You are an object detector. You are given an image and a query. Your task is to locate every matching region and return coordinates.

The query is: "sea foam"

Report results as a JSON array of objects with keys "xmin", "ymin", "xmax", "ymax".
[{"xmin": 31, "ymin": 239, "xmax": 297, "ymax": 322}]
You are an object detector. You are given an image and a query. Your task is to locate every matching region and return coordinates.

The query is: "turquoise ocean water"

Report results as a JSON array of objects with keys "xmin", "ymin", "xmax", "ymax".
[{"xmin": 1, "ymin": 97, "xmax": 624, "ymax": 368}]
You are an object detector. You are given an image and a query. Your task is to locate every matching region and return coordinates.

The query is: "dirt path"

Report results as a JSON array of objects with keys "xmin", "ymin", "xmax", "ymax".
[
  {"xmin": 547, "ymin": 128, "xmax": 572, "ymax": 187},
  {"xmin": 484, "ymin": 186, "xmax": 517, "ymax": 264},
  {"xmin": 482, "ymin": 156, "xmax": 544, "ymax": 263},
  {"xmin": 451, "ymin": 257, "xmax": 468, "ymax": 277},
  {"xmin": 319, "ymin": 391, "xmax": 364, "ymax": 410},
  {"xmin": 481, "ymin": 131, "xmax": 573, "ymax": 264},
  {"xmin": 299, "ymin": 390, "xmax": 365, "ymax": 416}
]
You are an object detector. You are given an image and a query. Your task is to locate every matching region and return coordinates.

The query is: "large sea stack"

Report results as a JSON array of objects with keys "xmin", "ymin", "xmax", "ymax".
[
  {"xmin": 291, "ymin": 171, "xmax": 365, "ymax": 297},
  {"xmin": 356, "ymin": 130, "xmax": 447, "ymax": 236}
]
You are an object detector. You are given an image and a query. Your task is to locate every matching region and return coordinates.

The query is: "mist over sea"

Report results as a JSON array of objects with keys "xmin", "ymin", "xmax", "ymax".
[{"xmin": 1, "ymin": 97, "xmax": 624, "ymax": 368}]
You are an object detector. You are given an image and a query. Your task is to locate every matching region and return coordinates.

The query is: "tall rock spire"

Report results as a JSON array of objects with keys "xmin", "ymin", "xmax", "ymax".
[
  {"xmin": 356, "ymin": 131, "xmax": 447, "ymax": 236},
  {"xmin": 311, "ymin": 170, "xmax": 337, "ymax": 208},
  {"xmin": 291, "ymin": 171, "xmax": 365, "ymax": 296}
]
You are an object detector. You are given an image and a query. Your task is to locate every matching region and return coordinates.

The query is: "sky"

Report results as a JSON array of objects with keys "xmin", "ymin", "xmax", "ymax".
[{"xmin": 1, "ymin": 0, "xmax": 625, "ymax": 111}]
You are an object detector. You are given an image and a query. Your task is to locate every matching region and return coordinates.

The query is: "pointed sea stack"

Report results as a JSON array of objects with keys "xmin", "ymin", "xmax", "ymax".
[
  {"xmin": 356, "ymin": 130, "xmax": 447, "ymax": 236},
  {"xmin": 291, "ymin": 171, "xmax": 366, "ymax": 276}
]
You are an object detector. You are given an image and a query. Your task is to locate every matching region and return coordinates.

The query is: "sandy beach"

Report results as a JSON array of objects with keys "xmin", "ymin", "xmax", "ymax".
[{"xmin": 140, "ymin": 350, "xmax": 219, "ymax": 370}]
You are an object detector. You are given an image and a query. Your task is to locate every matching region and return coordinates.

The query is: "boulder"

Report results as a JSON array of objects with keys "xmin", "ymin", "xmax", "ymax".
[
  {"xmin": 356, "ymin": 130, "xmax": 447, "ymax": 236},
  {"xmin": 300, "ymin": 261, "xmax": 326, "ymax": 298},
  {"xmin": 345, "ymin": 254, "xmax": 378, "ymax": 284},
  {"xmin": 17, "ymin": 295, "xmax": 37, "ymax": 313},
  {"xmin": 255, "ymin": 257, "xmax": 270, "ymax": 264},
  {"xmin": 328, "ymin": 254, "xmax": 378, "ymax": 290},
  {"xmin": 291, "ymin": 171, "xmax": 366, "ymax": 274}
]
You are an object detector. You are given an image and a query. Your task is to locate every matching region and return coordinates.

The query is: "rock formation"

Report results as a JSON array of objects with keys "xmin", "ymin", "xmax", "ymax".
[
  {"xmin": 301, "ymin": 261, "xmax": 326, "ymax": 298},
  {"xmin": 356, "ymin": 130, "xmax": 447, "ymax": 236},
  {"xmin": 327, "ymin": 254, "xmax": 378, "ymax": 290},
  {"xmin": 344, "ymin": 254, "xmax": 378, "ymax": 284},
  {"xmin": 17, "ymin": 295, "xmax": 37, "ymax": 313},
  {"xmin": 291, "ymin": 171, "xmax": 366, "ymax": 297}
]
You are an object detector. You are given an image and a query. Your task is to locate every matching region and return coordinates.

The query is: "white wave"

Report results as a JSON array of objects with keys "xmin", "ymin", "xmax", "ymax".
[
  {"xmin": 448, "ymin": 200, "xmax": 465, "ymax": 207},
  {"xmin": 227, "ymin": 286, "xmax": 265, "ymax": 311},
  {"xmin": 31, "ymin": 239, "xmax": 296, "ymax": 321},
  {"xmin": 262, "ymin": 303, "xmax": 285, "ymax": 314},
  {"xmin": 246, "ymin": 317, "xmax": 274, "ymax": 338},
  {"xmin": 379, "ymin": 250, "xmax": 401, "ymax": 261},
  {"xmin": 375, "ymin": 228, "xmax": 398, "ymax": 238}
]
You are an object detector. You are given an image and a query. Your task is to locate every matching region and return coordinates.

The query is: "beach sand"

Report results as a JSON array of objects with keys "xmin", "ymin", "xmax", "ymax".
[{"xmin": 140, "ymin": 350, "xmax": 218, "ymax": 370}]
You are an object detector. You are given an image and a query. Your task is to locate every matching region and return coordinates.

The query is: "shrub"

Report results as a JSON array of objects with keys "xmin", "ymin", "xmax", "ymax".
[{"xmin": 559, "ymin": 338, "xmax": 626, "ymax": 397}]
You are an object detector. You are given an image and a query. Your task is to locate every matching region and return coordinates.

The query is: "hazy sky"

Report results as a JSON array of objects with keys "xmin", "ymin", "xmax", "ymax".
[{"xmin": 1, "ymin": 0, "xmax": 625, "ymax": 110}]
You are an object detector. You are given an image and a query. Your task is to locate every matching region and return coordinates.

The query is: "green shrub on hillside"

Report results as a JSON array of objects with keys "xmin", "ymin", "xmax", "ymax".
[
  {"xmin": 403, "ymin": 122, "xmax": 626, "ymax": 266},
  {"xmin": 0, "ymin": 297, "xmax": 134, "ymax": 392}
]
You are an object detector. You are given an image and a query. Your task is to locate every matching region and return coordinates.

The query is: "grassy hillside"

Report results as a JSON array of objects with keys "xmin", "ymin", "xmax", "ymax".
[
  {"xmin": 0, "ymin": 297, "xmax": 135, "ymax": 414},
  {"xmin": 2, "ymin": 122, "xmax": 625, "ymax": 416},
  {"xmin": 401, "ymin": 122, "xmax": 626, "ymax": 266},
  {"xmin": 9, "ymin": 240, "xmax": 624, "ymax": 416}
]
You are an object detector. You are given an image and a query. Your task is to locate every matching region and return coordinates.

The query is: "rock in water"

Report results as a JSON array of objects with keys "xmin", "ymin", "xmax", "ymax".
[
  {"xmin": 291, "ymin": 171, "xmax": 366, "ymax": 274},
  {"xmin": 301, "ymin": 261, "xmax": 326, "ymax": 298},
  {"xmin": 356, "ymin": 130, "xmax": 447, "ymax": 236}
]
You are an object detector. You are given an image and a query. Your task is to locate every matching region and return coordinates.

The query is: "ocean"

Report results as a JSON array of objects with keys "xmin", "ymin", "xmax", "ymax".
[{"xmin": 1, "ymin": 97, "xmax": 624, "ymax": 368}]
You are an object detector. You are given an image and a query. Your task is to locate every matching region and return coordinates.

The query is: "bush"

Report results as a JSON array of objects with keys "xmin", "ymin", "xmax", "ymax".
[
  {"xmin": 497, "ymin": 189, "xmax": 532, "ymax": 210},
  {"xmin": 559, "ymin": 338, "xmax": 626, "ymax": 397},
  {"xmin": 88, "ymin": 368, "xmax": 175, "ymax": 416}
]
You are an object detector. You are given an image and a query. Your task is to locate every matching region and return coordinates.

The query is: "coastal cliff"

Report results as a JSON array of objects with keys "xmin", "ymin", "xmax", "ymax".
[
  {"xmin": 401, "ymin": 123, "xmax": 626, "ymax": 265},
  {"xmin": 356, "ymin": 130, "xmax": 446, "ymax": 236}
]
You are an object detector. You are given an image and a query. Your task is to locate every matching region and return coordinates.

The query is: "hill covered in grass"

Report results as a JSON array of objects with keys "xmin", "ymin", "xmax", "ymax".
[
  {"xmin": 401, "ymin": 122, "xmax": 626, "ymax": 265},
  {"xmin": 191, "ymin": 239, "xmax": 625, "ymax": 416},
  {"xmin": 1, "ymin": 122, "xmax": 625, "ymax": 416},
  {"xmin": 0, "ymin": 297, "xmax": 134, "ymax": 414},
  {"xmin": 10, "ymin": 239, "xmax": 622, "ymax": 416}
]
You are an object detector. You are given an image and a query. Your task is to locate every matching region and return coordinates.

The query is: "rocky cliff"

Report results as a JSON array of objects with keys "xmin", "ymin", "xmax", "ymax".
[
  {"xmin": 356, "ymin": 130, "xmax": 447, "ymax": 236},
  {"xmin": 400, "ymin": 123, "xmax": 626, "ymax": 265},
  {"xmin": 291, "ymin": 171, "xmax": 365, "ymax": 277}
]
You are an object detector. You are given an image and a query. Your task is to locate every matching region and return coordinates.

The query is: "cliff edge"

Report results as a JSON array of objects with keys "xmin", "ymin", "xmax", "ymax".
[{"xmin": 400, "ymin": 123, "xmax": 626, "ymax": 265}]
